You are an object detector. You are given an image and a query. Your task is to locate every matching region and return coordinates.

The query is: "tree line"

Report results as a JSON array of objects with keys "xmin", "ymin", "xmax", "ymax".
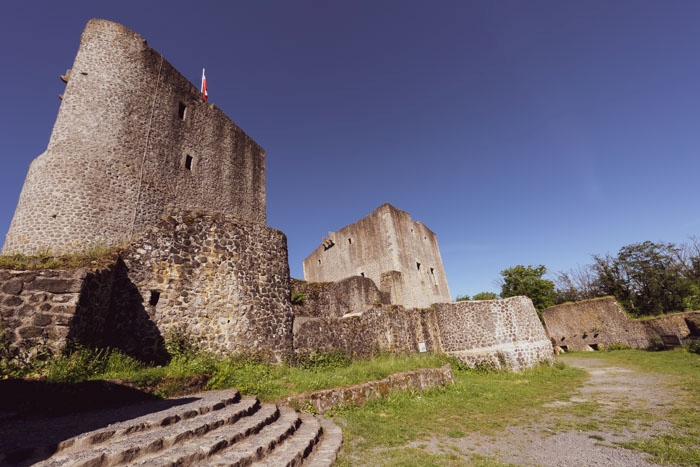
[{"xmin": 457, "ymin": 238, "xmax": 700, "ymax": 318}]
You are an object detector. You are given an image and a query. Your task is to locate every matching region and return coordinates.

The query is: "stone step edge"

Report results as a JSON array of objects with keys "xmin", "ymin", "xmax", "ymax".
[
  {"xmin": 123, "ymin": 403, "xmax": 282, "ymax": 466},
  {"xmin": 282, "ymin": 364, "xmax": 454, "ymax": 415},
  {"xmin": 252, "ymin": 413, "xmax": 322, "ymax": 467},
  {"xmin": 302, "ymin": 419, "xmax": 343, "ymax": 467},
  {"xmin": 38, "ymin": 397, "xmax": 262, "ymax": 467},
  {"xmin": 56, "ymin": 389, "xmax": 242, "ymax": 453},
  {"xmin": 201, "ymin": 406, "xmax": 301, "ymax": 466}
]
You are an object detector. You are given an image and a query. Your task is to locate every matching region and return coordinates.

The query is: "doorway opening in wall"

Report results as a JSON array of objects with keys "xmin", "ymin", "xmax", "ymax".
[
  {"xmin": 149, "ymin": 290, "xmax": 160, "ymax": 306},
  {"xmin": 185, "ymin": 155, "xmax": 193, "ymax": 170},
  {"xmin": 589, "ymin": 343, "xmax": 600, "ymax": 351},
  {"xmin": 178, "ymin": 102, "xmax": 186, "ymax": 120},
  {"xmin": 559, "ymin": 345, "xmax": 568, "ymax": 352}
]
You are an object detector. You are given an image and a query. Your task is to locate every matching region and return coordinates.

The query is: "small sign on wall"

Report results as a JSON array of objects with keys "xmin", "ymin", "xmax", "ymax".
[{"xmin": 418, "ymin": 342, "xmax": 427, "ymax": 353}]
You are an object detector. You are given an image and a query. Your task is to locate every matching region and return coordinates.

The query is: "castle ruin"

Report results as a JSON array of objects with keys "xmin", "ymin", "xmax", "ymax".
[
  {"xmin": 0, "ymin": 19, "xmax": 554, "ymax": 371},
  {"xmin": 303, "ymin": 204, "xmax": 451, "ymax": 309}
]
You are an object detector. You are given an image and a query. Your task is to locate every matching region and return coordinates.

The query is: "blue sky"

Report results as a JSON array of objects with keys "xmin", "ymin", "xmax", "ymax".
[{"xmin": 1, "ymin": 1, "xmax": 699, "ymax": 298}]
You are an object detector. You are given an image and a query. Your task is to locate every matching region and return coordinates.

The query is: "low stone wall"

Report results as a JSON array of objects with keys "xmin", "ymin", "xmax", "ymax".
[
  {"xmin": 434, "ymin": 297, "xmax": 554, "ymax": 370},
  {"xmin": 0, "ymin": 269, "xmax": 87, "ymax": 356},
  {"xmin": 0, "ymin": 264, "xmax": 165, "ymax": 362},
  {"xmin": 283, "ymin": 364, "xmax": 454, "ymax": 415},
  {"xmin": 292, "ymin": 281, "xmax": 553, "ymax": 371},
  {"xmin": 542, "ymin": 297, "xmax": 700, "ymax": 351}
]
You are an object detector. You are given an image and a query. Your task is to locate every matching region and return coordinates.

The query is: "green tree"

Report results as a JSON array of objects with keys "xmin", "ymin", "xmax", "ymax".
[
  {"xmin": 593, "ymin": 241, "xmax": 697, "ymax": 316},
  {"xmin": 455, "ymin": 294, "xmax": 470, "ymax": 302},
  {"xmin": 499, "ymin": 265, "xmax": 555, "ymax": 312},
  {"xmin": 472, "ymin": 292, "xmax": 499, "ymax": 301}
]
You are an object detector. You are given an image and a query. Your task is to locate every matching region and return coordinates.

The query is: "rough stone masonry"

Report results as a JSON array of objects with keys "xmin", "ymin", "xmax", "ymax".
[{"xmin": 0, "ymin": 19, "xmax": 554, "ymax": 370}]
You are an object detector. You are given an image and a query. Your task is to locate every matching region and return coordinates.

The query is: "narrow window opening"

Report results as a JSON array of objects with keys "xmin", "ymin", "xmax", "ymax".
[
  {"xmin": 416, "ymin": 262, "xmax": 421, "ymax": 271},
  {"xmin": 178, "ymin": 102, "xmax": 186, "ymax": 120},
  {"xmin": 430, "ymin": 267, "xmax": 434, "ymax": 275},
  {"xmin": 149, "ymin": 290, "xmax": 160, "ymax": 306},
  {"xmin": 318, "ymin": 259, "xmax": 322, "ymax": 265},
  {"xmin": 348, "ymin": 238, "xmax": 352, "ymax": 244},
  {"xmin": 360, "ymin": 272, "xmax": 365, "ymax": 277},
  {"xmin": 185, "ymin": 154, "xmax": 193, "ymax": 170}
]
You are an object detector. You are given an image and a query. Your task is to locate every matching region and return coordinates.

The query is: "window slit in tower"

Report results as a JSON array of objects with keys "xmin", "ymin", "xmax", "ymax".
[
  {"xmin": 178, "ymin": 102, "xmax": 186, "ymax": 120},
  {"xmin": 149, "ymin": 290, "xmax": 160, "ymax": 306},
  {"xmin": 416, "ymin": 262, "xmax": 421, "ymax": 271},
  {"xmin": 185, "ymin": 155, "xmax": 193, "ymax": 170}
]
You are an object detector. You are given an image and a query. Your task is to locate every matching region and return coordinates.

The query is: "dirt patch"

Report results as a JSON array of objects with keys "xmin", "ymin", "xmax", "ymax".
[{"xmin": 408, "ymin": 356, "xmax": 681, "ymax": 466}]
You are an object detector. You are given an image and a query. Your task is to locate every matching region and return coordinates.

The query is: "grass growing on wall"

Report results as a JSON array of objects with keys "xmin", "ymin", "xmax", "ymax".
[{"xmin": 0, "ymin": 245, "xmax": 120, "ymax": 270}]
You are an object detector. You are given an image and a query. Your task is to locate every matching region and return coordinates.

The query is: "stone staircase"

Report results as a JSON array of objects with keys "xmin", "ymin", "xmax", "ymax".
[{"xmin": 7, "ymin": 389, "xmax": 341, "ymax": 466}]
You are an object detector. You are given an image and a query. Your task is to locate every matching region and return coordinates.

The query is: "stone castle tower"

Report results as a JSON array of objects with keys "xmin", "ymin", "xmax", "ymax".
[
  {"xmin": 3, "ymin": 19, "xmax": 266, "ymax": 255},
  {"xmin": 303, "ymin": 203, "xmax": 451, "ymax": 308}
]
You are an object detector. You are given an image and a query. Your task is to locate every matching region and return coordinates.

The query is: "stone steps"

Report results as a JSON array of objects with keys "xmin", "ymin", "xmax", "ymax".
[{"xmin": 22, "ymin": 388, "xmax": 342, "ymax": 467}]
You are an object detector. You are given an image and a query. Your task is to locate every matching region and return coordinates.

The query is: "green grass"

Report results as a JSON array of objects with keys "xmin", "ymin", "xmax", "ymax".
[
  {"xmin": 8, "ymin": 345, "xmax": 699, "ymax": 466},
  {"xmin": 333, "ymin": 362, "xmax": 586, "ymax": 465},
  {"xmin": 10, "ymin": 347, "xmax": 454, "ymax": 401}
]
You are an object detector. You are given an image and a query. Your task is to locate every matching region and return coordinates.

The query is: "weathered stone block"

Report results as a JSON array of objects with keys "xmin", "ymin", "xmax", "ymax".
[{"xmin": 2, "ymin": 279, "xmax": 23, "ymax": 295}]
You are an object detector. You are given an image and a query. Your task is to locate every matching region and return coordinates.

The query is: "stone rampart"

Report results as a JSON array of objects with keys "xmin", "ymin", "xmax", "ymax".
[
  {"xmin": 542, "ymin": 297, "xmax": 700, "ymax": 351},
  {"xmin": 3, "ymin": 19, "xmax": 265, "ymax": 255},
  {"xmin": 122, "ymin": 211, "xmax": 293, "ymax": 360},
  {"xmin": 433, "ymin": 297, "xmax": 554, "ymax": 370},
  {"xmin": 1, "ymin": 211, "xmax": 293, "ymax": 363},
  {"xmin": 292, "ymin": 280, "xmax": 552, "ymax": 370}
]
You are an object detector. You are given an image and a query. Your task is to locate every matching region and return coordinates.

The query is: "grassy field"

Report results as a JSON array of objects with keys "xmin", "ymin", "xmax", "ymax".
[
  {"xmin": 331, "ymin": 349, "xmax": 700, "ymax": 466},
  {"xmin": 3, "ymin": 345, "xmax": 698, "ymax": 465}
]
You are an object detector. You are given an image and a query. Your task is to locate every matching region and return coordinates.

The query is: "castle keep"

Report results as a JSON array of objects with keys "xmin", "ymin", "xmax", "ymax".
[
  {"xmin": 303, "ymin": 204, "xmax": 451, "ymax": 308},
  {"xmin": 3, "ymin": 19, "xmax": 265, "ymax": 255}
]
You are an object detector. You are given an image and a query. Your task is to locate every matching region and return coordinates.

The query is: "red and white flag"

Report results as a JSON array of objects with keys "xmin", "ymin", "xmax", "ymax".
[{"xmin": 201, "ymin": 68, "xmax": 208, "ymax": 101}]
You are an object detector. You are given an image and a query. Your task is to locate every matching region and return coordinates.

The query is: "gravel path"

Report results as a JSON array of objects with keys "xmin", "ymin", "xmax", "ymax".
[{"xmin": 409, "ymin": 356, "xmax": 681, "ymax": 466}]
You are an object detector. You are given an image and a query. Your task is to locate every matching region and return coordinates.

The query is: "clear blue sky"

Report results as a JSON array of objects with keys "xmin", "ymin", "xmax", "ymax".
[{"xmin": 1, "ymin": 1, "xmax": 699, "ymax": 298}]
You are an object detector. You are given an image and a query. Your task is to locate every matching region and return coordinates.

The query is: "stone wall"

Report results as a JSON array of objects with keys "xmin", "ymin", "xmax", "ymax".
[
  {"xmin": 284, "ymin": 365, "xmax": 454, "ymax": 415},
  {"xmin": 542, "ymin": 297, "xmax": 700, "ymax": 351},
  {"xmin": 292, "ymin": 279, "xmax": 552, "ymax": 370},
  {"xmin": 122, "ymin": 211, "xmax": 293, "ymax": 360},
  {"xmin": 291, "ymin": 276, "xmax": 389, "ymax": 319},
  {"xmin": 3, "ymin": 19, "xmax": 265, "ymax": 255},
  {"xmin": 2, "ymin": 211, "xmax": 293, "ymax": 362},
  {"xmin": 0, "ymin": 269, "xmax": 87, "ymax": 357},
  {"xmin": 0, "ymin": 265, "xmax": 165, "ymax": 363},
  {"xmin": 302, "ymin": 204, "xmax": 451, "ymax": 308},
  {"xmin": 433, "ymin": 297, "xmax": 554, "ymax": 370}
]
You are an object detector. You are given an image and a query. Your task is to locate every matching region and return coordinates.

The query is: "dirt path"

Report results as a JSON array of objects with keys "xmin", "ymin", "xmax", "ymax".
[{"xmin": 410, "ymin": 356, "xmax": 681, "ymax": 466}]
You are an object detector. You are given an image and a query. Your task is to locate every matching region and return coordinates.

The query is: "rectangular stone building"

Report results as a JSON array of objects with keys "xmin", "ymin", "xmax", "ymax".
[{"xmin": 303, "ymin": 204, "xmax": 451, "ymax": 308}]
